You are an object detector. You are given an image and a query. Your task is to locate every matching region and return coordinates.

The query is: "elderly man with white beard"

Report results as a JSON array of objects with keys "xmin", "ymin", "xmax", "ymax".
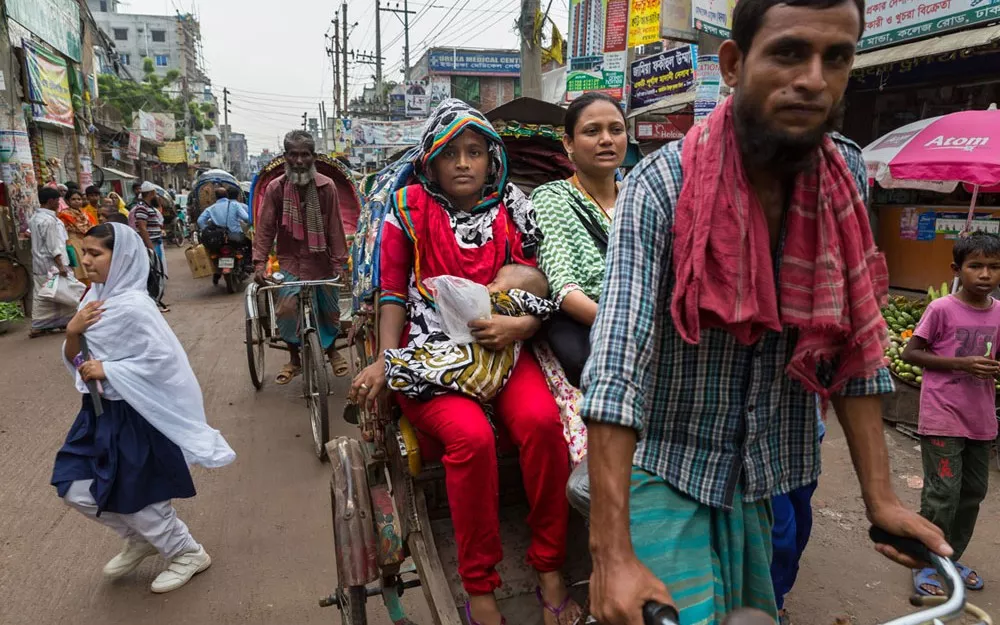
[{"xmin": 253, "ymin": 130, "xmax": 351, "ymax": 385}]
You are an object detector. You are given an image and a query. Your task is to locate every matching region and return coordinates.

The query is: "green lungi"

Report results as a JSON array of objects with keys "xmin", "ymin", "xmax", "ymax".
[{"xmin": 630, "ymin": 468, "xmax": 778, "ymax": 625}]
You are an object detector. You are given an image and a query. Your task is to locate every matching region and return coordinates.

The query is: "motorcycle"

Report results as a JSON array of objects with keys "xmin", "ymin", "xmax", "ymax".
[{"xmin": 207, "ymin": 239, "xmax": 252, "ymax": 294}]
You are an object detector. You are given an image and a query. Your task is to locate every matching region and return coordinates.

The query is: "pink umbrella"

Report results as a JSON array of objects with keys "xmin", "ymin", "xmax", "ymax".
[
  {"xmin": 862, "ymin": 105, "xmax": 1000, "ymax": 292},
  {"xmin": 862, "ymin": 106, "xmax": 1000, "ymax": 192}
]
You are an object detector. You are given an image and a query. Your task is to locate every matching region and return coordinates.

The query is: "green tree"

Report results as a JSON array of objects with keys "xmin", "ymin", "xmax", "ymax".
[{"xmin": 97, "ymin": 58, "xmax": 213, "ymax": 137}]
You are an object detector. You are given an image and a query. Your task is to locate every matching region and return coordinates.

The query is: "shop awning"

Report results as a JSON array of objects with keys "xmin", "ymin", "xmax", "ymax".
[
  {"xmin": 627, "ymin": 91, "xmax": 696, "ymax": 119},
  {"xmin": 853, "ymin": 23, "xmax": 1000, "ymax": 70},
  {"xmin": 96, "ymin": 165, "xmax": 136, "ymax": 180}
]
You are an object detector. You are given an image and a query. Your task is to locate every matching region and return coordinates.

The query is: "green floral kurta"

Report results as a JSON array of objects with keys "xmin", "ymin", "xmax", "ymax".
[{"xmin": 531, "ymin": 180, "xmax": 611, "ymax": 305}]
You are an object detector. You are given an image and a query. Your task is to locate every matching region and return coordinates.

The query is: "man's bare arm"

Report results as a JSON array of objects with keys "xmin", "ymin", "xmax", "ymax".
[{"xmin": 831, "ymin": 394, "xmax": 951, "ymax": 566}]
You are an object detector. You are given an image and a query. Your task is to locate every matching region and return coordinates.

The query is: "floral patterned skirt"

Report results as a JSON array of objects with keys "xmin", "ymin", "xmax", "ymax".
[{"xmin": 533, "ymin": 340, "xmax": 587, "ymax": 466}]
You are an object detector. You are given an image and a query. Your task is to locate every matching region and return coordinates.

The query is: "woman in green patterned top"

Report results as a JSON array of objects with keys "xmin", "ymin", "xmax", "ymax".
[
  {"xmin": 530, "ymin": 93, "xmax": 628, "ymax": 465},
  {"xmin": 532, "ymin": 92, "xmax": 628, "ymax": 325}
]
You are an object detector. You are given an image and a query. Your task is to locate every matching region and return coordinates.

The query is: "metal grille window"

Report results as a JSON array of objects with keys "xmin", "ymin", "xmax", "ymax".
[
  {"xmin": 151, "ymin": 30, "xmax": 166, "ymax": 42},
  {"xmin": 113, "ymin": 28, "xmax": 128, "ymax": 41},
  {"xmin": 155, "ymin": 55, "xmax": 169, "ymax": 67},
  {"xmin": 119, "ymin": 53, "xmax": 131, "ymax": 65}
]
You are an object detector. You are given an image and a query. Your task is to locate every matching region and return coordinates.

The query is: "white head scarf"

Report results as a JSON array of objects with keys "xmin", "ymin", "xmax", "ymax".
[{"xmin": 66, "ymin": 223, "xmax": 235, "ymax": 468}]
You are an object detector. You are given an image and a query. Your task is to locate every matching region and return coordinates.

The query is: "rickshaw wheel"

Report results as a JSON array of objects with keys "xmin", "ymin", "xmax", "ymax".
[
  {"xmin": 304, "ymin": 330, "xmax": 331, "ymax": 461},
  {"xmin": 338, "ymin": 585, "xmax": 368, "ymax": 625},
  {"xmin": 245, "ymin": 316, "xmax": 265, "ymax": 390}
]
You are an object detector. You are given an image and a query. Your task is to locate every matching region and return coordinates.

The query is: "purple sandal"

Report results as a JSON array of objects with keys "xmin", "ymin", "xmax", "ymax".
[
  {"xmin": 465, "ymin": 601, "xmax": 506, "ymax": 625},
  {"xmin": 536, "ymin": 586, "xmax": 584, "ymax": 625}
]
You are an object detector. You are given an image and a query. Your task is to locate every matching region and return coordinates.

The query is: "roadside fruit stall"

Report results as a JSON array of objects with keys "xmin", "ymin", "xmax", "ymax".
[{"xmin": 880, "ymin": 288, "xmax": 1000, "ymax": 428}]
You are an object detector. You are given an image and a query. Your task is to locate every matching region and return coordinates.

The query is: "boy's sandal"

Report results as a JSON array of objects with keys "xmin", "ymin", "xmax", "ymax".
[
  {"xmin": 536, "ymin": 587, "xmax": 584, "ymax": 625},
  {"xmin": 464, "ymin": 602, "xmax": 506, "ymax": 625},
  {"xmin": 913, "ymin": 567, "xmax": 947, "ymax": 596},
  {"xmin": 955, "ymin": 562, "xmax": 985, "ymax": 590},
  {"xmin": 331, "ymin": 351, "xmax": 349, "ymax": 377},
  {"xmin": 275, "ymin": 363, "xmax": 301, "ymax": 385}
]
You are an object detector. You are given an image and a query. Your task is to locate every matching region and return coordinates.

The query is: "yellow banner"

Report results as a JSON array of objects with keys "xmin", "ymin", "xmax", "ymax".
[
  {"xmin": 628, "ymin": 0, "xmax": 662, "ymax": 47},
  {"xmin": 158, "ymin": 141, "xmax": 187, "ymax": 164}
]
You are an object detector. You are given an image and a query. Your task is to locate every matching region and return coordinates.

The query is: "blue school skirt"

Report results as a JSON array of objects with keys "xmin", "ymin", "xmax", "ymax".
[{"xmin": 51, "ymin": 396, "xmax": 196, "ymax": 515}]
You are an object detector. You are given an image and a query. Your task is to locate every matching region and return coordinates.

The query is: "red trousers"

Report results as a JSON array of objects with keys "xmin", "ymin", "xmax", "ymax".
[{"xmin": 398, "ymin": 351, "xmax": 570, "ymax": 595}]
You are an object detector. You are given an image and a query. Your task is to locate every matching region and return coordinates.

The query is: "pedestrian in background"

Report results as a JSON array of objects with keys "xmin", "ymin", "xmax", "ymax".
[
  {"xmin": 52, "ymin": 223, "xmax": 235, "ymax": 594},
  {"xmin": 83, "ymin": 185, "xmax": 102, "ymax": 224},
  {"xmin": 902, "ymin": 231, "xmax": 1000, "ymax": 595},
  {"xmin": 28, "ymin": 186, "xmax": 75, "ymax": 338}
]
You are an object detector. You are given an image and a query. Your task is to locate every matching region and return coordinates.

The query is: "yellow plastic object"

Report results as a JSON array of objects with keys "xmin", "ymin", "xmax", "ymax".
[{"xmin": 398, "ymin": 416, "xmax": 422, "ymax": 477}]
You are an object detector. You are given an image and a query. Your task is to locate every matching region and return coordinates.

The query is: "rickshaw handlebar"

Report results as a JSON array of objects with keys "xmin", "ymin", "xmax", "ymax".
[
  {"xmin": 634, "ymin": 529, "xmax": 975, "ymax": 625},
  {"xmin": 868, "ymin": 526, "xmax": 972, "ymax": 625},
  {"xmin": 254, "ymin": 278, "xmax": 345, "ymax": 294}
]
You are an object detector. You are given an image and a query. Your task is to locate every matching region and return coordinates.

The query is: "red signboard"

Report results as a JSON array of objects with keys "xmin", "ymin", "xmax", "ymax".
[
  {"xmin": 604, "ymin": 0, "xmax": 630, "ymax": 52},
  {"xmin": 636, "ymin": 115, "xmax": 693, "ymax": 141}
]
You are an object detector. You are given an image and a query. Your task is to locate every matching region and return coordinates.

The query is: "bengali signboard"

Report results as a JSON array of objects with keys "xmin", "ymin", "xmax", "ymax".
[
  {"xmin": 859, "ymin": 0, "xmax": 1000, "ymax": 50},
  {"xmin": 24, "ymin": 41, "xmax": 75, "ymax": 129},
  {"xmin": 427, "ymin": 50, "xmax": 521, "ymax": 76},
  {"xmin": 6, "ymin": 0, "xmax": 81, "ymax": 62},
  {"xmin": 605, "ymin": 0, "xmax": 630, "ymax": 52},
  {"xmin": 628, "ymin": 0, "xmax": 662, "ymax": 47},
  {"xmin": 692, "ymin": 0, "xmax": 739, "ymax": 38},
  {"xmin": 566, "ymin": 51, "xmax": 627, "ymax": 101},
  {"xmin": 630, "ymin": 45, "xmax": 696, "ymax": 109},
  {"xmin": 127, "ymin": 132, "xmax": 140, "ymax": 159},
  {"xmin": 660, "ymin": 0, "xmax": 698, "ymax": 41},
  {"xmin": 158, "ymin": 141, "xmax": 188, "ymax": 164},
  {"xmin": 405, "ymin": 81, "xmax": 430, "ymax": 117},
  {"xmin": 153, "ymin": 113, "xmax": 176, "ymax": 142},
  {"xmin": 636, "ymin": 116, "xmax": 693, "ymax": 140},
  {"xmin": 351, "ymin": 119, "xmax": 425, "ymax": 148},
  {"xmin": 694, "ymin": 54, "xmax": 722, "ymax": 122}
]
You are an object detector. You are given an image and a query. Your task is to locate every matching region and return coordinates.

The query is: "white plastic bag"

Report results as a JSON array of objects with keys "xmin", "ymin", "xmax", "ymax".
[
  {"xmin": 423, "ymin": 275, "xmax": 491, "ymax": 344},
  {"xmin": 38, "ymin": 272, "xmax": 86, "ymax": 307}
]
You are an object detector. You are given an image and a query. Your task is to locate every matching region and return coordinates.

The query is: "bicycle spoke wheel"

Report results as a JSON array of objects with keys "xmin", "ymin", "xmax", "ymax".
[
  {"xmin": 305, "ymin": 330, "xmax": 330, "ymax": 461},
  {"xmin": 245, "ymin": 316, "xmax": 265, "ymax": 390}
]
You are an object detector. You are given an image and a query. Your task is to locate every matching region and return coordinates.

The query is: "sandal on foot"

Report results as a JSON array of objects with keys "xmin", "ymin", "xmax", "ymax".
[
  {"xmin": 465, "ymin": 602, "xmax": 506, "ymax": 625},
  {"xmin": 330, "ymin": 351, "xmax": 349, "ymax": 377},
  {"xmin": 536, "ymin": 586, "xmax": 584, "ymax": 625},
  {"xmin": 275, "ymin": 363, "xmax": 301, "ymax": 385},
  {"xmin": 955, "ymin": 562, "xmax": 985, "ymax": 590},
  {"xmin": 913, "ymin": 567, "xmax": 946, "ymax": 597}
]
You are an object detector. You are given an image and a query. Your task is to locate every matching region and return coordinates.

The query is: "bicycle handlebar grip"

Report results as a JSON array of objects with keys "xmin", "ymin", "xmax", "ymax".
[
  {"xmin": 643, "ymin": 601, "xmax": 680, "ymax": 625},
  {"xmin": 869, "ymin": 526, "xmax": 932, "ymax": 564}
]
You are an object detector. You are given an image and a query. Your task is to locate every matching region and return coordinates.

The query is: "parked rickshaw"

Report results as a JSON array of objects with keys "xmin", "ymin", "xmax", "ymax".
[
  {"xmin": 242, "ymin": 153, "xmax": 362, "ymax": 460},
  {"xmin": 323, "ymin": 98, "xmax": 586, "ymax": 625}
]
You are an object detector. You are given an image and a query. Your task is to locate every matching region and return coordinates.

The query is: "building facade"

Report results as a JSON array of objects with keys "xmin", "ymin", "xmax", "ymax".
[{"xmin": 410, "ymin": 48, "xmax": 521, "ymax": 113}]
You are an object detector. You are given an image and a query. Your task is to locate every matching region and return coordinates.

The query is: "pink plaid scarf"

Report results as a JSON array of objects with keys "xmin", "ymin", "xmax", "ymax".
[
  {"xmin": 671, "ymin": 97, "xmax": 889, "ymax": 397},
  {"xmin": 282, "ymin": 177, "xmax": 326, "ymax": 253}
]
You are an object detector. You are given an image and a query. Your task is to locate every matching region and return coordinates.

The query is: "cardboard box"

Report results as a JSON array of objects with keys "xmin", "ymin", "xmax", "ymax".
[{"xmin": 185, "ymin": 244, "xmax": 213, "ymax": 279}]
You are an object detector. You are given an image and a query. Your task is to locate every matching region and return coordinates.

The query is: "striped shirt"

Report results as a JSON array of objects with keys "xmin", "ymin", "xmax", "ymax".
[
  {"xmin": 129, "ymin": 201, "xmax": 163, "ymax": 242},
  {"xmin": 581, "ymin": 134, "xmax": 893, "ymax": 510}
]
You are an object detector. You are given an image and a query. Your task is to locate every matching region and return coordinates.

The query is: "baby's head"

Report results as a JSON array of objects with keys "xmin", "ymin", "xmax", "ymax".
[
  {"xmin": 720, "ymin": 609, "xmax": 776, "ymax": 625},
  {"xmin": 489, "ymin": 264, "xmax": 549, "ymax": 298}
]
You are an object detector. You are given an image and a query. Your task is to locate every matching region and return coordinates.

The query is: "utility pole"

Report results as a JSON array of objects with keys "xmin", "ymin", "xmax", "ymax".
[
  {"xmin": 382, "ymin": 0, "xmax": 416, "ymax": 81},
  {"xmin": 342, "ymin": 2, "xmax": 349, "ymax": 115},
  {"xmin": 327, "ymin": 21, "xmax": 341, "ymax": 117},
  {"xmin": 302, "ymin": 112, "xmax": 307, "ymax": 130},
  {"xmin": 519, "ymin": 0, "xmax": 542, "ymax": 98},
  {"xmin": 222, "ymin": 87, "xmax": 231, "ymax": 171},
  {"xmin": 375, "ymin": 1, "xmax": 383, "ymax": 104}
]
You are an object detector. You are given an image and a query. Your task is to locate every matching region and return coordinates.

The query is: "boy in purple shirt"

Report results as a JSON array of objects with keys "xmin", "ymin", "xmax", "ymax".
[{"xmin": 903, "ymin": 232, "xmax": 1000, "ymax": 596}]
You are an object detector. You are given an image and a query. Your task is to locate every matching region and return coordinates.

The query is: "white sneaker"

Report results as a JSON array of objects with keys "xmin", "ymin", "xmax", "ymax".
[
  {"xmin": 150, "ymin": 546, "xmax": 211, "ymax": 593},
  {"xmin": 103, "ymin": 539, "xmax": 158, "ymax": 579}
]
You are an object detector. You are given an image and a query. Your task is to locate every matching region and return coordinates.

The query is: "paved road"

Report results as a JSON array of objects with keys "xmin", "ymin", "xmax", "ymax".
[
  {"xmin": 0, "ymin": 247, "xmax": 996, "ymax": 624},
  {"xmin": 0, "ymin": 248, "xmax": 430, "ymax": 625}
]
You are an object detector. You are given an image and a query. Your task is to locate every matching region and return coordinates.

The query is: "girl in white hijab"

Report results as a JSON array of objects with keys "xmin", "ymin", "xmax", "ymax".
[{"xmin": 52, "ymin": 222, "xmax": 235, "ymax": 594}]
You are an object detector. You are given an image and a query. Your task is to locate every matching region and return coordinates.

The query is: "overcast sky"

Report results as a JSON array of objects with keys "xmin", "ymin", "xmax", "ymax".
[{"xmin": 118, "ymin": 0, "xmax": 570, "ymax": 152}]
